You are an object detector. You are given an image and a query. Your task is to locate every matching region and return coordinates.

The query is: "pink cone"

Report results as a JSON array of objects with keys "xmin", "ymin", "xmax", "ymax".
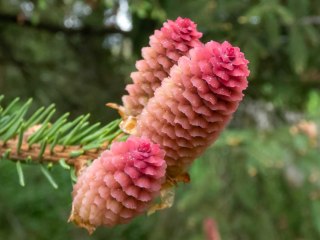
[
  {"xmin": 136, "ymin": 41, "xmax": 249, "ymax": 177},
  {"xmin": 70, "ymin": 136, "xmax": 166, "ymax": 232},
  {"xmin": 122, "ymin": 17, "xmax": 202, "ymax": 116},
  {"xmin": 203, "ymin": 218, "xmax": 221, "ymax": 240}
]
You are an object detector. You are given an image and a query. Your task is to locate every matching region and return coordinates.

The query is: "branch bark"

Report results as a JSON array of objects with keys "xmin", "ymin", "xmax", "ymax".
[{"xmin": 0, "ymin": 138, "xmax": 115, "ymax": 176}]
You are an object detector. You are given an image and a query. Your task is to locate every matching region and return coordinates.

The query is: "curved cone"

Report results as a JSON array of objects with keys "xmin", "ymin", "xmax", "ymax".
[
  {"xmin": 70, "ymin": 136, "xmax": 166, "ymax": 232},
  {"xmin": 122, "ymin": 17, "xmax": 202, "ymax": 116},
  {"xmin": 136, "ymin": 41, "xmax": 249, "ymax": 177}
]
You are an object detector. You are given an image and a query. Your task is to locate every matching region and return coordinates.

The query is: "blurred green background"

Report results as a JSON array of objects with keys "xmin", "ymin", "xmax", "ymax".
[{"xmin": 0, "ymin": 0, "xmax": 320, "ymax": 239}]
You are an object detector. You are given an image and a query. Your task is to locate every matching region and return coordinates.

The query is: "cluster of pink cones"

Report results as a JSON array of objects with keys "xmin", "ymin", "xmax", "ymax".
[{"xmin": 70, "ymin": 17, "xmax": 250, "ymax": 232}]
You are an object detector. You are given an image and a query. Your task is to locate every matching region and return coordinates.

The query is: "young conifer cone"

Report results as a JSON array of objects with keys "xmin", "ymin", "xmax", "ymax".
[
  {"xmin": 122, "ymin": 17, "xmax": 202, "ymax": 116},
  {"xmin": 136, "ymin": 41, "xmax": 249, "ymax": 177},
  {"xmin": 70, "ymin": 136, "xmax": 166, "ymax": 232}
]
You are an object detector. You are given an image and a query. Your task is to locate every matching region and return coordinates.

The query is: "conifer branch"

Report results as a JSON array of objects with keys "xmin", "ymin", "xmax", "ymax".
[{"xmin": 0, "ymin": 96, "xmax": 124, "ymax": 170}]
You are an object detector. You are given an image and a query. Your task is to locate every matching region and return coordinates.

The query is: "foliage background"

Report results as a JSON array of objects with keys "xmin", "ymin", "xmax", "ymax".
[{"xmin": 0, "ymin": 0, "xmax": 320, "ymax": 239}]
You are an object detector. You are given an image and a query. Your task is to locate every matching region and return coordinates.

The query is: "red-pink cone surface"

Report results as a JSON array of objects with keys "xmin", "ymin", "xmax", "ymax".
[
  {"xmin": 70, "ymin": 136, "xmax": 166, "ymax": 232},
  {"xmin": 136, "ymin": 41, "xmax": 249, "ymax": 177},
  {"xmin": 203, "ymin": 218, "xmax": 221, "ymax": 240},
  {"xmin": 122, "ymin": 17, "xmax": 202, "ymax": 116}
]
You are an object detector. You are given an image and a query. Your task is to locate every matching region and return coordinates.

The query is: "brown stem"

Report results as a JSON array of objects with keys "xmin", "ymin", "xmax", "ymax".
[{"xmin": 0, "ymin": 139, "xmax": 106, "ymax": 167}]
